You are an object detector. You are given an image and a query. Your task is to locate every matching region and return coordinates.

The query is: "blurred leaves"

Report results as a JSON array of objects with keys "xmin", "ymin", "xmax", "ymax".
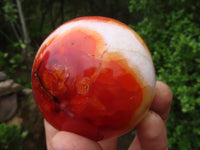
[
  {"xmin": 2, "ymin": 0, "xmax": 18, "ymax": 23},
  {"xmin": 0, "ymin": 123, "xmax": 28, "ymax": 150}
]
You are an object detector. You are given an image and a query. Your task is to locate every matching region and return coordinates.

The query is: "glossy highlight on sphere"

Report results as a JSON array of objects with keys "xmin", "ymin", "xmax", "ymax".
[{"xmin": 32, "ymin": 16, "xmax": 156, "ymax": 141}]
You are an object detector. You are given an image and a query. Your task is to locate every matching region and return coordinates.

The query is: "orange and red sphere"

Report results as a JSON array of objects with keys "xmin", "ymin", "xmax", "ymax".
[{"xmin": 32, "ymin": 16, "xmax": 156, "ymax": 141}]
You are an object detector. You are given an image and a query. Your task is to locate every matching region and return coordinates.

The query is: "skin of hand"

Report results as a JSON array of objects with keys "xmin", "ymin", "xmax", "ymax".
[{"xmin": 45, "ymin": 81, "xmax": 173, "ymax": 150}]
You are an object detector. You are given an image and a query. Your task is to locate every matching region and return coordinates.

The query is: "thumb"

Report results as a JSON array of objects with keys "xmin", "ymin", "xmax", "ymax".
[{"xmin": 50, "ymin": 131, "xmax": 102, "ymax": 150}]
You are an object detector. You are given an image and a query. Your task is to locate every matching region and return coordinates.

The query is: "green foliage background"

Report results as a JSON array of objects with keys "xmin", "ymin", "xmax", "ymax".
[
  {"xmin": 0, "ymin": 0, "xmax": 200, "ymax": 149},
  {"xmin": 129, "ymin": 0, "xmax": 200, "ymax": 149},
  {"xmin": 0, "ymin": 123, "xmax": 28, "ymax": 150}
]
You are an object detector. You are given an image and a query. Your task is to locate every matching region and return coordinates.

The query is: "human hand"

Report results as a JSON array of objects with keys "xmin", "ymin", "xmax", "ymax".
[{"xmin": 44, "ymin": 81, "xmax": 172, "ymax": 150}]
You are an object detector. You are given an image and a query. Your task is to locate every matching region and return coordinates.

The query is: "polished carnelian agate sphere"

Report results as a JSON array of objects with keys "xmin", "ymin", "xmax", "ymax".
[{"xmin": 32, "ymin": 16, "xmax": 156, "ymax": 141}]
